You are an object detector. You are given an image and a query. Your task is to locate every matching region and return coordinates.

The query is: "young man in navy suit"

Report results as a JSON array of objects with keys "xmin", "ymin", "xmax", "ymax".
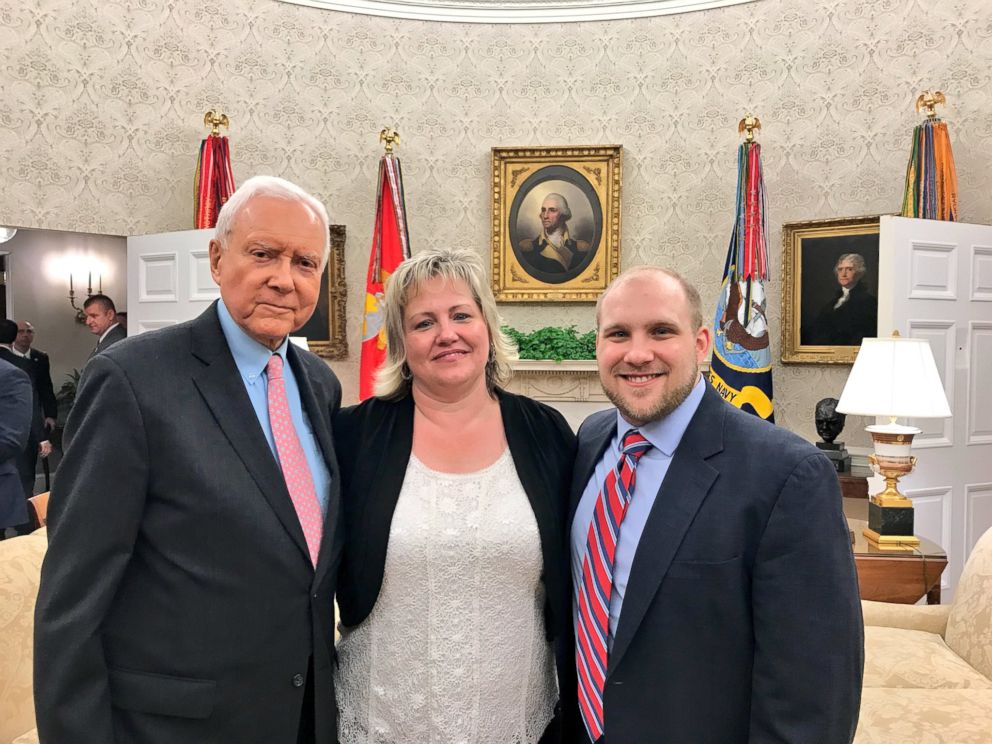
[{"xmin": 571, "ymin": 266, "xmax": 863, "ymax": 743}]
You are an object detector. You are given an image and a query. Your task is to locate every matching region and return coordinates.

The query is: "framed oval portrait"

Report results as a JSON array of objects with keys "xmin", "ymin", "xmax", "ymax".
[{"xmin": 492, "ymin": 145, "xmax": 621, "ymax": 301}]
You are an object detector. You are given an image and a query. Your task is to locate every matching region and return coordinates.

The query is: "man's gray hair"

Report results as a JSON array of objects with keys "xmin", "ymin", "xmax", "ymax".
[
  {"xmin": 375, "ymin": 247, "xmax": 515, "ymax": 399},
  {"xmin": 213, "ymin": 175, "xmax": 330, "ymax": 267},
  {"xmin": 596, "ymin": 265, "xmax": 704, "ymax": 330},
  {"xmin": 835, "ymin": 253, "xmax": 867, "ymax": 282},
  {"xmin": 543, "ymin": 193, "xmax": 572, "ymax": 222}
]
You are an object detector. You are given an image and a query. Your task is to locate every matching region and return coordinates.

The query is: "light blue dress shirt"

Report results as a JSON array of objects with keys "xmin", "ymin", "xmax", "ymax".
[
  {"xmin": 216, "ymin": 300, "xmax": 330, "ymax": 515},
  {"xmin": 571, "ymin": 375, "xmax": 706, "ymax": 650}
]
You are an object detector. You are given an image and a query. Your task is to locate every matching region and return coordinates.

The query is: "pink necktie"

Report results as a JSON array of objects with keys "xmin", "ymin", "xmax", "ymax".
[{"xmin": 266, "ymin": 354, "xmax": 323, "ymax": 566}]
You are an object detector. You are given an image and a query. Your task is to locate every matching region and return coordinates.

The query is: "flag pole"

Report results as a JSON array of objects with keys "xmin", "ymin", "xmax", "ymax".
[
  {"xmin": 359, "ymin": 127, "xmax": 411, "ymax": 400},
  {"xmin": 707, "ymin": 113, "xmax": 775, "ymax": 422}
]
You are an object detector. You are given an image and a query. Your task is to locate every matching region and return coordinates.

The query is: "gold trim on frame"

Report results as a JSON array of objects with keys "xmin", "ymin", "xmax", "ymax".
[
  {"xmin": 308, "ymin": 224, "xmax": 348, "ymax": 360},
  {"xmin": 781, "ymin": 215, "xmax": 880, "ymax": 364},
  {"xmin": 491, "ymin": 145, "xmax": 622, "ymax": 302}
]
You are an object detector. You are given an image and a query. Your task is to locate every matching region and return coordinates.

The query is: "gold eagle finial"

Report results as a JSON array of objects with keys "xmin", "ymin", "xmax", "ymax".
[
  {"xmin": 738, "ymin": 114, "xmax": 761, "ymax": 142},
  {"xmin": 203, "ymin": 110, "xmax": 230, "ymax": 137},
  {"xmin": 915, "ymin": 91, "xmax": 946, "ymax": 119},
  {"xmin": 379, "ymin": 128, "xmax": 400, "ymax": 154}
]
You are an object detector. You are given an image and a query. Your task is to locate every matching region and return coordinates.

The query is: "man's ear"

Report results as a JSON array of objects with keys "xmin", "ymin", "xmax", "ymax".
[{"xmin": 208, "ymin": 239, "xmax": 223, "ymax": 284}]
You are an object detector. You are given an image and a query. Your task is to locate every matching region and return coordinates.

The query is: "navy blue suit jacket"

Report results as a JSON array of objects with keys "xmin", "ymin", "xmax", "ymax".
[{"xmin": 571, "ymin": 382, "xmax": 864, "ymax": 743}]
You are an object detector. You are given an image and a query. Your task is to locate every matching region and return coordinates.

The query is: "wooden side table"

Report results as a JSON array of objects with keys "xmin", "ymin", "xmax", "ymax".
[{"xmin": 843, "ymin": 497, "xmax": 948, "ymax": 604}]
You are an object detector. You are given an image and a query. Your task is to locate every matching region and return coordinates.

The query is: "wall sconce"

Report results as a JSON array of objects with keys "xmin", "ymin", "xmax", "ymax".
[{"xmin": 69, "ymin": 272, "xmax": 102, "ymax": 323}]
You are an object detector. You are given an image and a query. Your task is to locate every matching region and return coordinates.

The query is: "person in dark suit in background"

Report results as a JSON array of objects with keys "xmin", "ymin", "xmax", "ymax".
[
  {"xmin": 571, "ymin": 266, "xmax": 863, "ymax": 743},
  {"xmin": 13, "ymin": 321, "xmax": 57, "ymax": 431},
  {"xmin": 35, "ymin": 176, "xmax": 344, "ymax": 744},
  {"xmin": 0, "ymin": 320, "xmax": 50, "ymax": 501},
  {"xmin": 83, "ymin": 294, "xmax": 127, "ymax": 357},
  {"xmin": 0, "ymin": 357, "xmax": 33, "ymax": 539}
]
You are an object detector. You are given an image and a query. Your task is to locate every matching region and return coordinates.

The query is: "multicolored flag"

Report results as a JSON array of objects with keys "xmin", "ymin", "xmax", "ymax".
[
  {"xmin": 901, "ymin": 91, "xmax": 958, "ymax": 221},
  {"xmin": 194, "ymin": 114, "xmax": 236, "ymax": 229},
  {"xmin": 359, "ymin": 150, "xmax": 410, "ymax": 400},
  {"xmin": 708, "ymin": 129, "xmax": 774, "ymax": 423}
]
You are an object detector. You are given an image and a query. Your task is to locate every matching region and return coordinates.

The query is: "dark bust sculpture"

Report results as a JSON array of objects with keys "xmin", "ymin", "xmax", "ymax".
[
  {"xmin": 815, "ymin": 397, "xmax": 851, "ymax": 473},
  {"xmin": 815, "ymin": 398, "xmax": 846, "ymax": 444}
]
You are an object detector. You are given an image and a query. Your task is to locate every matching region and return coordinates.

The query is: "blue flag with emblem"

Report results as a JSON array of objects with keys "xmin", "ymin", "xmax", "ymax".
[{"xmin": 708, "ymin": 120, "xmax": 774, "ymax": 422}]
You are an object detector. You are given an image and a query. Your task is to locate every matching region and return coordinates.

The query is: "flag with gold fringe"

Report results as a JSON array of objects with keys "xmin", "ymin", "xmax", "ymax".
[
  {"xmin": 901, "ymin": 91, "xmax": 958, "ymax": 221},
  {"xmin": 708, "ymin": 121, "xmax": 774, "ymax": 423},
  {"xmin": 194, "ymin": 122, "xmax": 236, "ymax": 229},
  {"xmin": 359, "ymin": 137, "xmax": 410, "ymax": 400}
]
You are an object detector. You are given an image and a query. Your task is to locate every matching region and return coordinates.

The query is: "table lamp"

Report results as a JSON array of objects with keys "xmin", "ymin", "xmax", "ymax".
[{"xmin": 836, "ymin": 332, "xmax": 951, "ymax": 546}]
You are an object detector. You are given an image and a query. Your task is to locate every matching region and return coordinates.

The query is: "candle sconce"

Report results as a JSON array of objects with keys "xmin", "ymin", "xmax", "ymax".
[{"xmin": 68, "ymin": 272, "xmax": 102, "ymax": 324}]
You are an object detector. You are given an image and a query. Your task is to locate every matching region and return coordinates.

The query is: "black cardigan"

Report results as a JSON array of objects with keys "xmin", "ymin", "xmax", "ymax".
[{"xmin": 333, "ymin": 389, "xmax": 578, "ymax": 739}]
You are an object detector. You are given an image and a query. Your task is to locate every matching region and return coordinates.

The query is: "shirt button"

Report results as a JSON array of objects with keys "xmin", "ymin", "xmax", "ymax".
[{"xmin": 292, "ymin": 673, "xmax": 305, "ymax": 688}]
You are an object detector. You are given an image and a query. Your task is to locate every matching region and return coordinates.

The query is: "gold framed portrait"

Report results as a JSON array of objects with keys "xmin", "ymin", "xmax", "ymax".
[
  {"xmin": 781, "ymin": 215, "xmax": 881, "ymax": 364},
  {"xmin": 491, "ymin": 145, "xmax": 622, "ymax": 301},
  {"xmin": 296, "ymin": 224, "xmax": 348, "ymax": 360}
]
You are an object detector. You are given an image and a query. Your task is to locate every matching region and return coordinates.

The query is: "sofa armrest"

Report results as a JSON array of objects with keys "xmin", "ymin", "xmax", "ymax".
[
  {"xmin": 12, "ymin": 727, "xmax": 39, "ymax": 744},
  {"xmin": 861, "ymin": 599, "xmax": 952, "ymax": 636}
]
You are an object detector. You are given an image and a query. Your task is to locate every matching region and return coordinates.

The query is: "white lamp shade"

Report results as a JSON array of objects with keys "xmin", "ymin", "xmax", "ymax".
[{"xmin": 837, "ymin": 335, "xmax": 951, "ymax": 419}]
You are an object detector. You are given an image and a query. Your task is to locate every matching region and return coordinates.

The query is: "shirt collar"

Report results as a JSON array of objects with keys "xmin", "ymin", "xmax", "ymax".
[
  {"xmin": 99, "ymin": 323, "xmax": 120, "ymax": 343},
  {"xmin": 615, "ymin": 374, "xmax": 707, "ymax": 457},
  {"xmin": 216, "ymin": 300, "xmax": 289, "ymax": 385},
  {"xmin": 11, "ymin": 346, "xmax": 28, "ymax": 357}
]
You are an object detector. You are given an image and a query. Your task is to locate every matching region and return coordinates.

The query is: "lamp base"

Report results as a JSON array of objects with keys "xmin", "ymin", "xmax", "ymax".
[{"xmin": 865, "ymin": 501, "xmax": 920, "ymax": 546}]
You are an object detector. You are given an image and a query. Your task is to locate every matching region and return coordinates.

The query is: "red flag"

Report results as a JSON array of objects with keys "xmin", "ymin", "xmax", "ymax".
[
  {"xmin": 194, "ymin": 134, "xmax": 236, "ymax": 228},
  {"xmin": 359, "ymin": 154, "xmax": 410, "ymax": 400}
]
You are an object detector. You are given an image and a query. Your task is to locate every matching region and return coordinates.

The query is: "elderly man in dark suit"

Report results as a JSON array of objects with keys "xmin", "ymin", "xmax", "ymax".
[
  {"xmin": 570, "ymin": 266, "xmax": 863, "ymax": 743},
  {"xmin": 35, "ymin": 176, "xmax": 344, "ymax": 744},
  {"xmin": 0, "ymin": 358, "xmax": 33, "ymax": 539}
]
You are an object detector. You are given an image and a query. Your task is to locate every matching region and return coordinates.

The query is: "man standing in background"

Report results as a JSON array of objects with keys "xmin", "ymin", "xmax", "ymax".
[
  {"xmin": 0, "ymin": 357, "xmax": 33, "ymax": 539},
  {"xmin": 13, "ymin": 321, "xmax": 58, "ymax": 431},
  {"xmin": 83, "ymin": 294, "xmax": 126, "ymax": 357},
  {"xmin": 0, "ymin": 319, "xmax": 50, "ymax": 500}
]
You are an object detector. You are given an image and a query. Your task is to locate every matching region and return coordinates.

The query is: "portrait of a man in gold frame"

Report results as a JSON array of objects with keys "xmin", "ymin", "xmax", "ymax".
[
  {"xmin": 296, "ymin": 224, "xmax": 348, "ymax": 360},
  {"xmin": 781, "ymin": 215, "xmax": 881, "ymax": 364},
  {"xmin": 491, "ymin": 146, "xmax": 621, "ymax": 301}
]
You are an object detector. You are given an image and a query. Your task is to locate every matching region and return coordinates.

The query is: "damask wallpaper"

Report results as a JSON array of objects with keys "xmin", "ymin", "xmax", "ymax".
[{"xmin": 2, "ymin": 0, "xmax": 990, "ymax": 440}]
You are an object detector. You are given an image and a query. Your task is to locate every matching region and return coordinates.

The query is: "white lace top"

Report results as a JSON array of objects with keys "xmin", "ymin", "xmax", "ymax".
[{"xmin": 335, "ymin": 449, "xmax": 558, "ymax": 743}]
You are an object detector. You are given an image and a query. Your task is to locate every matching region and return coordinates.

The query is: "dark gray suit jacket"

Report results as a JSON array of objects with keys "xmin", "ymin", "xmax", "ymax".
[
  {"xmin": 0, "ymin": 358, "xmax": 32, "ymax": 528},
  {"xmin": 571, "ymin": 383, "xmax": 864, "ymax": 743},
  {"xmin": 35, "ymin": 304, "xmax": 344, "ymax": 744},
  {"xmin": 90, "ymin": 323, "xmax": 127, "ymax": 358}
]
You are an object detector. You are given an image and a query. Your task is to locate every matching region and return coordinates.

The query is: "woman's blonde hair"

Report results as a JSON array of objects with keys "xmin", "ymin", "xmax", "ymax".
[{"xmin": 374, "ymin": 247, "xmax": 515, "ymax": 399}]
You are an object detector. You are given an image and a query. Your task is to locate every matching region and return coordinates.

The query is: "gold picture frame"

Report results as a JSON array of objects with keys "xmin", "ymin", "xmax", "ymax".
[
  {"xmin": 781, "ymin": 215, "xmax": 881, "ymax": 364},
  {"xmin": 491, "ymin": 145, "xmax": 621, "ymax": 301},
  {"xmin": 297, "ymin": 224, "xmax": 348, "ymax": 360}
]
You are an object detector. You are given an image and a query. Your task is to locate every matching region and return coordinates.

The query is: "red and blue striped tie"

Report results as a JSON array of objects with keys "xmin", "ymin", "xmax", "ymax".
[{"xmin": 576, "ymin": 430, "xmax": 652, "ymax": 741}]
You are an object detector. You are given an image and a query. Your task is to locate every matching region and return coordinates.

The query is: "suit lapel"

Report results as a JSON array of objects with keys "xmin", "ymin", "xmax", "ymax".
[
  {"xmin": 190, "ymin": 306, "xmax": 312, "ymax": 566},
  {"xmin": 607, "ymin": 385, "xmax": 726, "ymax": 676},
  {"xmin": 288, "ymin": 347, "xmax": 342, "ymax": 586}
]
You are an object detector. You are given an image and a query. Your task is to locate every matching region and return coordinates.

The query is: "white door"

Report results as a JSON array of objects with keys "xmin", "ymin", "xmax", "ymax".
[
  {"xmin": 878, "ymin": 215, "xmax": 992, "ymax": 598},
  {"xmin": 126, "ymin": 229, "xmax": 218, "ymax": 335}
]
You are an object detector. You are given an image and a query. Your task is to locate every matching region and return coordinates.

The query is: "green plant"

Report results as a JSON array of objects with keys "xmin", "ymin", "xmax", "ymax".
[
  {"xmin": 502, "ymin": 325, "xmax": 596, "ymax": 362},
  {"xmin": 56, "ymin": 368, "xmax": 81, "ymax": 402}
]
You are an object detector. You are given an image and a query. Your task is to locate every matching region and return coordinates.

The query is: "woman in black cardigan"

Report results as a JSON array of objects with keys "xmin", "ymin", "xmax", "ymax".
[{"xmin": 333, "ymin": 248, "xmax": 577, "ymax": 743}]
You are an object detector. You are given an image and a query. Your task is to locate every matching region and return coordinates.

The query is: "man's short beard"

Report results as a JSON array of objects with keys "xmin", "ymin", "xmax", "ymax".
[{"xmin": 602, "ymin": 365, "xmax": 699, "ymax": 425}]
